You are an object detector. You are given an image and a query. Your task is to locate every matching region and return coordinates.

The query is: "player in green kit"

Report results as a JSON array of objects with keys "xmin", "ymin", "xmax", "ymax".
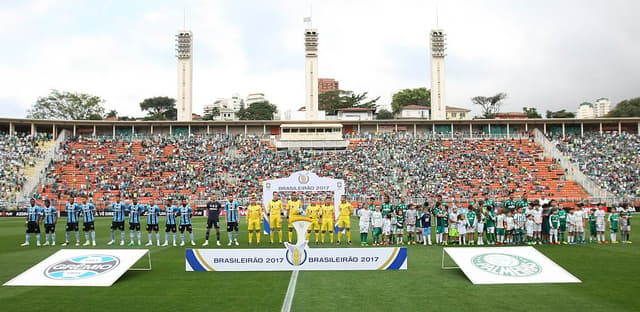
[
  {"xmin": 485, "ymin": 205, "xmax": 496, "ymax": 245},
  {"xmin": 381, "ymin": 195, "xmax": 393, "ymax": 217},
  {"xmin": 503, "ymin": 194, "xmax": 517, "ymax": 212},
  {"xmin": 588, "ymin": 208, "xmax": 597, "ymax": 243},
  {"xmin": 434, "ymin": 202, "xmax": 447, "ymax": 245},
  {"xmin": 367, "ymin": 197, "xmax": 376, "ymax": 212},
  {"xmin": 558, "ymin": 207, "xmax": 567, "ymax": 244},
  {"xmin": 549, "ymin": 209, "xmax": 560, "ymax": 244},
  {"xmin": 608, "ymin": 208, "xmax": 620, "ymax": 243}
]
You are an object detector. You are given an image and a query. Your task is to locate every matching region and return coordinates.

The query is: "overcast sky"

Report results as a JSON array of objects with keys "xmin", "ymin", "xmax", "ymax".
[{"xmin": 1, "ymin": 0, "xmax": 639, "ymax": 118}]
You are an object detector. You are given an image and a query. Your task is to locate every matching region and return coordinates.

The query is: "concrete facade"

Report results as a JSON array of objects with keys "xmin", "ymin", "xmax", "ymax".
[
  {"xmin": 304, "ymin": 28, "xmax": 319, "ymax": 120},
  {"xmin": 176, "ymin": 30, "xmax": 193, "ymax": 121},
  {"xmin": 430, "ymin": 29, "xmax": 447, "ymax": 121}
]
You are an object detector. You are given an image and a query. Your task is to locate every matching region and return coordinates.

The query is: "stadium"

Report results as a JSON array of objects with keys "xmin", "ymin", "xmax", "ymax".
[{"xmin": 2, "ymin": 1, "xmax": 640, "ymax": 312}]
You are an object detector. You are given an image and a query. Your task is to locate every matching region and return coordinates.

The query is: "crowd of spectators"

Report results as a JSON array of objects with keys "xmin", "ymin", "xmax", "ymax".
[
  {"xmin": 556, "ymin": 132, "xmax": 640, "ymax": 199},
  {"xmin": 39, "ymin": 132, "xmax": 584, "ymax": 207},
  {"xmin": 0, "ymin": 133, "xmax": 49, "ymax": 203}
]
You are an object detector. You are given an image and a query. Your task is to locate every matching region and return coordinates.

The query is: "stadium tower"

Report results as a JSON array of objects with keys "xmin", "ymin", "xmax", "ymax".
[
  {"xmin": 176, "ymin": 30, "xmax": 193, "ymax": 121},
  {"xmin": 429, "ymin": 29, "xmax": 447, "ymax": 120},
  {"xmin": 304, "ymin": 19, "xmax": 319, "ymax": 120}
]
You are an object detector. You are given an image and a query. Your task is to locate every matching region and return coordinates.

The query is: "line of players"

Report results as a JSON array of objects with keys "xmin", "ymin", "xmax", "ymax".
[{"xmin": 21, "ymin": 192, "xmax": 634, "ymax": 247}]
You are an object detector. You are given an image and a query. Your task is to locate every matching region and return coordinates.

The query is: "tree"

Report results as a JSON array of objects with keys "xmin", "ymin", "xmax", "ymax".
[
  {"xmin": 139, "ymin": 96, "xmax": 177, "ymax": 120},
  {"xmin": 607, "ymin": 97, "xmax": 640, "ymax": 117},
  {"xmin": 105, "ymin": 110, "xmax": 118, "ymax": 118},
  {"xmin": 546, "ymin": 109, "xmax": 575, "ymax": 118},
  {"xmin": 523, "ymin": 107, "xmax": 542, "ymax": 118},
  {"xmin": 376, "ymin": 109, "xmax": 394, "ymax": 120},
  {"xmin": 238, "ymin": 101, "xmax": 278, "ymax": 120},
  {"xmin": 202, "ymin": 107, "xmax": 220, "ymax": 120},
  {"xmin": 471, "ymin": 92, "xmax": 507, "ymax": 119},
  {"xmin": 27, "ymin": 90, "xmax": 106, "ymax": 120},
  {"xmin": 319, "ymin": 90, "xmax": 379, "ymax": 115},
  {"xmin": 391, "ymin": 88, "xmax": 430, "ymax": 114}
]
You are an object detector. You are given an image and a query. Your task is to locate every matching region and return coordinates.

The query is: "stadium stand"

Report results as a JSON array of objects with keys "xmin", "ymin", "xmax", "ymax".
[
  {"xmin": 38, "ymin": 133, "xmax": 590, "ymax": 209},
  {"xmin": 556, "ymin": 132, "xmax": 640, "ymax": 199},
  {"xmin": 0, "ymin": 133, "xmax": 50, "ymax": 204}
]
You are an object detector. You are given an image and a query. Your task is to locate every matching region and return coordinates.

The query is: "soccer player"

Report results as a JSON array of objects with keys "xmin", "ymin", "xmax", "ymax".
[
  {"xmin": 419, "ymin": 205, "xmax": 432, "ymax": 245},
  {"xmin": 42, "ymin": 199, "xmax": 57, "ymax": 246},
  {"xmin": 287, "ymin": 194, "xmax": 303, "ymax": 242},
  {"xmin": 608, "ymin": 208, "xmax": 619, "ymax": 244},
  {"xmin": 357, "ymin": 203, "xmax": 371, "ymax": 246},
  {"xmin": 108, "ymin": 195, "xmax": 127, "ymax": 246},
  {"xmin": 485, "ymin": 204, "xmax": 496, "ymax": 245},
  {"xmin": 320, "ymin": 196, "xmax": 335, "ymax": 244},
  {"xmin": 162, "ymin": 199, "xmax": 178, "ymax": 247},
  {"xmin": 367, "ymin": 197, "xmax": 376, "ymax": 212},
  {"xmin": 623, "ymin": 204, "xmax": 633, "ymax": 243},
  {"xmin": 588, "ymin": 208, "xmax": 597, "ymax": 243},
  {"xmin": 381, "ymin": 194, "xmax": 393, "ymax": 217},
  {"xmin": 203, "ymin": 197, "xmax": 222, "ymax": 246},
  {"xmin": 80, "ymin": 198, "xmax": 96, "ymax": 246},
  {"xmin": 146, "ymin": 199, "xmax": 161, "ymax": 246},
  {"xmin": 177, "ymin": 198, "xmax": 195, "ymax": 246},
  {"xmin": 246, "ymin": 197, "xmax": 263, "ymax": 245},
  {"xmin": 595, "ymin": 204, "xmax": 607, "ymax": 243},
  {"xmin": 434, "ymin": 203, "xmax": 448, "ymax": 245},
  {"xmin": 620, "ymin": 211, "xmax": 630, "ymax": 243},
  {"xmin": 225, "ymin": 195, "xmax": 240, "ymax": 246},
  {"xmin": 337, "ymin": 195, "xmax": 353, "ymax": 245},
  {"xmin": 62, "ymin": 198, "xmax": 81, "ymax": 246},
  {"xmin": 22, "ymin": 198, "xmax": 42, "ymax": 247},
  {"xmin": 558, "ymin": 206, "xmax": 568, "ymax": 244},
  {"xmin": 503, "ymin": 194, "xmax": 517, "ymax": 213},
  {"xmin": 395, "ymin": 208, "xmax": 405, "ymax": 245},
  {"xmin": 549, "ymin": 208, "xmax": 560, "ymax": 245},
  {"xmin": 305, "ymin": 199, "xmax": 321, "ymax": 244},
  {"xmin": 128, "ymin": 198, "xmax": 145, "ymax": 246},
  {"xmin": 466, "ymin": 206, "xmax": 477, "ymax": 245},
  {"xmin": 371, "ymin": 205, "xmax": 383, "ymax": 246},
  {"xmin": 268, "ymin": 192, "xmax": 284, "ymax": 244},
  {"xmin": 382, "ymin": 213, "xmax": 392, "ymax": 246},
  {"xmin": 405, "ymin": 204, "xmax": 418, "ymax": 244}
]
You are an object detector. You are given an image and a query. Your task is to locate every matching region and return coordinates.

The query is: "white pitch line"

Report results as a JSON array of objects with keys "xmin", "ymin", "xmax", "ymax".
[{"xmin": 281, "ymin": 270, "xmax": 299, "ymax": 312}]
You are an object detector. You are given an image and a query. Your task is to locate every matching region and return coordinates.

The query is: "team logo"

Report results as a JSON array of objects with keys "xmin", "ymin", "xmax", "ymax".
[
  {"xmin": 297, "ymin": 173, "xmax": 310, "ymax": 185},
  {"xmin": 284, "ymin": 218, "xmax": 311, "ymax": 266},
  {"xmin": 471, "ymin": 253, "xmax": 541, "ymax": 277},
  {"xmin": 45, "ymin": 255, "xmax": 120, "ymax": 280}
]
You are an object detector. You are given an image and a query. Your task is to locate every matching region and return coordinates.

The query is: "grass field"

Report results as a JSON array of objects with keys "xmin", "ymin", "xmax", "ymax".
[{"xmin": 1, "ymin": 216, "xmax": 639, "ymax": 312}]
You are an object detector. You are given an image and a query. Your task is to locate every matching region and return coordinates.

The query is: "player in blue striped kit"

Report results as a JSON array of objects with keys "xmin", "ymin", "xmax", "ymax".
[
  {"xmin": 162, "ymin": 198, "xmax": 178, "ymax": 247},
  {"xmin": 225, "ymin": 196, "xmax": 240, "ymax": 246},
  {"xmin": 21, "ymin": 198, "xmax": 42, "ymax": 247},
  {"xmin": 42, "ymin": 199, "xmax": 57, "ymax": 246},
  {"xmin": 108, "ymin": 195, "xmax": 127, "ymax": 246},
  {"xmin": 62, "ymin": 198, "xmax": 82, "ymax": 246},
  {"xmin": 81, "ymin": 197, "xmax": 96, "ymax": 246},
  {"xmin": 128, "ymin": 198, "xmax": 146, "ymax": 246},
  {"xmin": 145, "ymin": 199, "xmax": 162, "ymax": 246},
  {"xmin": 178, "ymin": 198, "xmax": 196, "ymax": 246}
]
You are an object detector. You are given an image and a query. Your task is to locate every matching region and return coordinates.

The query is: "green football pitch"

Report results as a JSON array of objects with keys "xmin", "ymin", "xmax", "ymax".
[{"xmin": 1, "ymin": 217, "xmax": 638, "ymax": 312}]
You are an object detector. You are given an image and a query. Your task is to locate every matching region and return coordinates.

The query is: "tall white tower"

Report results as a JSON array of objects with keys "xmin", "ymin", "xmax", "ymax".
[
  {"xmin": 176, "ymin": 30, "xmax": 193, "ymax": 121},
  {"xmin": 430, "ymin": 29, "xmax": 447, "ymax": 120},
  {"xmin": 304, "ymin": 26, "xmax": 319, "ymax": 120}
]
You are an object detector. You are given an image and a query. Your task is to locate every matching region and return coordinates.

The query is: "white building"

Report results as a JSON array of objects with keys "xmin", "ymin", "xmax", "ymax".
[
  {"xmin": 576, "ymin": 98, "xmax": 610, "ymax": 119},
  {"xmin": 203, "ymin": 94, "xmax": 244, "ymax": 121},
  {"xmin": 336, "ymin": 107, "xmax": 375, "ymax": 120},
  {"xmin": 594, "ymin": 98, "xmax": 611, "ymax": 117},
  {"xmin": 430, "ymin": 29, "xmax": 447, "ymax": 121},
  {"xmin": 396, "ymin": 105, "xmax": 470, "ymax": 120},
  {"xmin": 577, "ymin": 102, "xmax": 595, "ymax": 119},
  {"xmin": 246, "ymin": 93, "xmax": 267, "ymax": 105},
  {"xmin": 176, "ymin": 30, "xmax": 193, "ymax": 121}
]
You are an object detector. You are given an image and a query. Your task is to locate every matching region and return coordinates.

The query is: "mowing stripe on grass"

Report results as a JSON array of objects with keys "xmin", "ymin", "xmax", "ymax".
[{"xmin": 281, "ymin": 270, "xmax": 299, "ymax": 312}]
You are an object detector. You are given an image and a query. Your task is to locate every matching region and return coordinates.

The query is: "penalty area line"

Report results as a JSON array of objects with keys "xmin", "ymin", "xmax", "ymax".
[{"xmin": 281, "ymin": 270, "xmax": 299, "ymax": 312}]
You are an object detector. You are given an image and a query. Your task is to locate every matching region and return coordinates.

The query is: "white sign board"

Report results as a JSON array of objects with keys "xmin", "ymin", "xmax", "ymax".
[
  {"xmin": 4, "ymin": 249, "xmax": 149, "ymax": 287},
  {"xmin": 262, "ymin": 171, "xmax": 345, "ymax": 216},
  {"xmin": 443, "ymin": 247, "xmax": 581, "ymax": 284},
  {"xmin": 186, "ymin": 247, "xmax": 406, "ymax": 271}
]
